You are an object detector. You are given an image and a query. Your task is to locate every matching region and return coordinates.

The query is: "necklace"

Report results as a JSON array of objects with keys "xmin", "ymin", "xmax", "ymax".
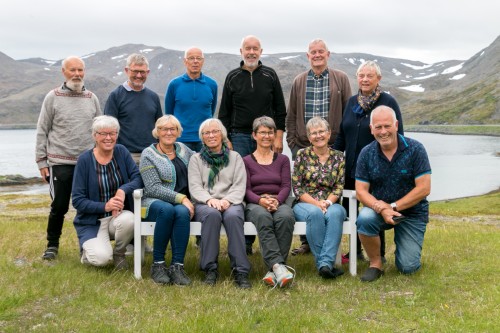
[
  {"xmin": 254, "ymin": 150, "xmax": 273, "ymax": 165},
  {"xmin": 157, "ymin": 143, "xmax": 175, "ymax": 155}
]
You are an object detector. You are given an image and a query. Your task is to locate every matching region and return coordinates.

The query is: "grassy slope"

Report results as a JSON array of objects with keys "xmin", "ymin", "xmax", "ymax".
[{"xmin": 0, "ymin": 193, "xmax": 498, "ymax": 332}]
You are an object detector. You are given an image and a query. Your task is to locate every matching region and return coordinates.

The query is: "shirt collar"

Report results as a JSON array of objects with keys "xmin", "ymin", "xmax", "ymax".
[{"xmin": 122, "ymin": 81, "xmax": 145, "ymax": 92}]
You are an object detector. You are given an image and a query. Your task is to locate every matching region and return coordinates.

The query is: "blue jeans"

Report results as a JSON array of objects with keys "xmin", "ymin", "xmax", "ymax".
[
  {"xmin": 229, "ymin": 132, "xmax": 256, "ymax": 158},
  {"xmin": 357, "ymin": 207, "xmax": 428, "ymax": 274},
  {"xmin": 145, "ymin": 200, "xmax": 190, "ymax": 264},
  {"xmin": 293, "ymin": 202, "xmax": 346, "ymax": 270}
]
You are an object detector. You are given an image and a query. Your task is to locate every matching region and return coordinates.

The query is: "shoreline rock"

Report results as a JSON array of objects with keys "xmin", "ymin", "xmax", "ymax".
[{"xmin": 0, "ymin": 175, "xmax": 43, "ymax": 186}]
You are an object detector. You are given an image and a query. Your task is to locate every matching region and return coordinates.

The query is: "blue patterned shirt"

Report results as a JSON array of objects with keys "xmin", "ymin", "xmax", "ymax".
[{"xmin": 356, "ymin": 135, "xmax": 431, "ymax": 217}]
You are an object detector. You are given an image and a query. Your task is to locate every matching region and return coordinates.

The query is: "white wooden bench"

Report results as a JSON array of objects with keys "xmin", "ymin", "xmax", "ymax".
[{"xmin": 133, "ymin": 189, "xmax": 358, "ymax": 279}]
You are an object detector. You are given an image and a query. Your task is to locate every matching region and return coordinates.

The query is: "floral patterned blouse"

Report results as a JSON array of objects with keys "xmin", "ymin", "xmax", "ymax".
[{"xmin": 292, "ymin": 146, "xmax": 345, "ymax": 201}]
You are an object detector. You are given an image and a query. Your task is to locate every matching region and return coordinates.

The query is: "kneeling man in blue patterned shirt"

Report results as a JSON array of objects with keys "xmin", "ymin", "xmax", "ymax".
[{"xmin": 355, "ymin": 105, "xmax": 431, "ymax": 282}]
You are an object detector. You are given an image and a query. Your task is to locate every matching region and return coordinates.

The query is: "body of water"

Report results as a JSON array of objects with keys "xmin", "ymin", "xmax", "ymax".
[{"xmin": 1, "ymin": 129, "xmax": 499, "ymax": 201}]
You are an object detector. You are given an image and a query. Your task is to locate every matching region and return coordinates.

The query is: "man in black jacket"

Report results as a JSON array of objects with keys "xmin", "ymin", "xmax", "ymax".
[{"xmin": 218, "ymin": 35, "xmax": 287, "ymax": 254}]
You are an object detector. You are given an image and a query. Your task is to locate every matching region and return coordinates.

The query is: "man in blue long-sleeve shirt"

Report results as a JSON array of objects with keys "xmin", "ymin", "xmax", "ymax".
[{"xmin": 165, "ymin": 47, "xmax": 218, "ymax": 152}]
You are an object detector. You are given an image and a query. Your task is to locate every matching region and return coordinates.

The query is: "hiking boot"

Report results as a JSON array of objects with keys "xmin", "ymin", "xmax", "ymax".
[
  {"xmin": 151, "ymin": 262, "xmax": 170, "ymax": 284},
  {"xmin": 42, "ymin": 246, "xmax": 58, "ymax": 260},
  {"xmin": 203, "ymin": 270, "xmax": 219, "ymax": 286},
  {"xmin": 125, "ymin": 244, "xmax": 134, "ymax": 256},
  {"xmin": 360, "ymin": 267, "xmax": 384, "ymax": 282},
  {"xmin": 113, "ymin": 253, "xmax": 128, "ymax": 270},
  {"xmin": 262, "ymin": 271, "xmax": 277, "ymax": 287},
  {"xmin": 168, "ymin": 264, "xmax": 191, "ymax": 286},
  {"xmin": 234, "ymin": 272, "xmax": 252, "ymax": 289},
  {"xmin": 291, "ymin": 243, "xmax": 310, "ymax": 256},
  {"xmin": 246, "ymin": 243, "xmax": 253, "ymax": 255},
  {"xmin": 273, "ymin": 264, "xmax": 295, "ymax": 288}
]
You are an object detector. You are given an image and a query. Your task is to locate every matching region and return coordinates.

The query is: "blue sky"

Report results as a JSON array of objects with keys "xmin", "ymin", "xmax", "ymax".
[{"xmin": 1, "ymin": 0, "xmax": 498, "ymax": 63}]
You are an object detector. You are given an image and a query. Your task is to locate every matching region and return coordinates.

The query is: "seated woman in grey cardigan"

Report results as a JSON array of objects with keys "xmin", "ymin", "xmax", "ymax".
[
  {"xmin": 188, "ymin": 118, "xmax": 251, "ymax": 289},
  {"xmin": 140, "ymin": 115, "xmax": 195, "ymax": 286}
]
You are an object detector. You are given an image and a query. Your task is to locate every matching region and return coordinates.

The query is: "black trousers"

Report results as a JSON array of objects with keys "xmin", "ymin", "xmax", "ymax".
[{"xmin": 46, "ymin": 165, "xmax": 75, "ymax": 248}]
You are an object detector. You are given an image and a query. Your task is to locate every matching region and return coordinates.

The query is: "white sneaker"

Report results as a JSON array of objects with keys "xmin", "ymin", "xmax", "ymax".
[
  {"xmin": 145, "ymin": 243, "xmax": 153, "ymax": 253},
  {"xmin": 125, "ymin": 244, "xmax": 134, "ymax": 256},
  {"xmin": 81, "ymin": 250, "xmax": 90, "ymax": 265},
  {"xmin": 273, "ymin": 264, "xmax": 295, "ymax": 288},
  {"xmin": 262, "ymin": 271, "xmax": 277, "ymax": 287}
]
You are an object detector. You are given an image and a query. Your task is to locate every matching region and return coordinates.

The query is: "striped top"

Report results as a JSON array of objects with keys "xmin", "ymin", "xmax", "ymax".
[{"xmin": 95, "ymin": 157, "xmax": 123, "ymax": 217}]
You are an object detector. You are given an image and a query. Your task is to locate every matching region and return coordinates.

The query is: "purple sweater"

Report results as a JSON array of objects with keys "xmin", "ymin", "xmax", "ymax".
[{"xmin": 243, "ymin": 153, "xmax": 291, "ymax": 204}]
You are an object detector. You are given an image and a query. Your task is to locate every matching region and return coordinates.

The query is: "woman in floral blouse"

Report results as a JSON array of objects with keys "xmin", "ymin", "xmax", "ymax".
[{"xmin": 292, "ymin": 116, "xmax": 346, "ymax": 279}]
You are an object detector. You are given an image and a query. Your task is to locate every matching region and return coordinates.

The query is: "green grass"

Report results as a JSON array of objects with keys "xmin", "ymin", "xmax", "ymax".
[{"xmin": 0, "ymin": 194, "xmax": 499, "ymax": 332}]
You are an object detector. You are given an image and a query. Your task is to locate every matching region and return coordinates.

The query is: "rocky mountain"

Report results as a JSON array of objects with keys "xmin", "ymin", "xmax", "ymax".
[{"xmin": 1, "ymin": 36, "xmax": 498, "ymax": 128}]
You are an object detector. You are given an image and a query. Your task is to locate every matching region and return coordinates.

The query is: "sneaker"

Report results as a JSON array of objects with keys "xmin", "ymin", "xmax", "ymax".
[
  {"xmin": 168, "ymin": 264, "xmax": 191, "ymax": 286},
  {"xmin": 125, "ymin": 244, "xmax": 134, "ymax": 256},
  {"xmin": 262, "ymin": 271, "xmax": 277, "ymax": 287},
  {"xmin": 42, "ymin": 246, "xmax": 58, "ymax": 260},
  {"xmin": 80, "ymin": 250, "xmax": 90, "ymax": 265},
  {"xmin": 273, "ymin": 264, "xmax": 295, "ymax": 288},
  {"xmin": 151, "ymin": 262, "xmax": 170, "ymax": 284},
  {"xmin": 341, "ymin": 251, "xmax": 367, "ymax": 263},
  {"xmin": 203, "ymin": 270, "xmax": 219, "ymax": 286},
  {"xmin": 234, "ymin": 272, "xmax": 252, "ymax": 289},
  {"xmin": 291, "ymin": 243, "xmax": 310, "ymax": 256},
  {"xmin": 144, "ymin": 243, "xmax": 153, "ymax": 254},
  {"xmin": 360, "ymin": 267, "xmax": 384, "ymax": 282},
  {"xmin": 113, "ymin": 253, "xmax": 129, "ymax": 270}
]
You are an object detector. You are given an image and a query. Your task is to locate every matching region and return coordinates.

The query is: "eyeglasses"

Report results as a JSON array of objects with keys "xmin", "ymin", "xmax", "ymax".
[
  {"xmin": 127, "ymin": 69, "xmax": 148, "ymax": 76},
  {"xmin": 201, "ymin": 130, "xmax": 221, "ymax": 136},
  {"xmin": 96, "ymin": 131, "xmax": 117, "ymax": 138},
  {"xmin": 186, "ymin": 57, "xmax": 204, "ymax": 62},
  {"xmin": 357, "ymin": 74, "xmax": 377, "ymax": 79},
  {"xmin": 158, "ymin": 127, "xmax": 177, "ymax": 133},
  {"xmin": 256, "ymin": 131, "xmax": 275, "ymax": 137},
  {"xmin": 309, "ymin": 130, "xmax": 329, "ymax": 137}
]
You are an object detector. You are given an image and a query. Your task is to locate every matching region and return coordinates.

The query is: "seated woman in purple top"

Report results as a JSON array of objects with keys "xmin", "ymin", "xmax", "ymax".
[{"xmin": 243, "ymin": 116, "xmax": 296, "ymax": 288}]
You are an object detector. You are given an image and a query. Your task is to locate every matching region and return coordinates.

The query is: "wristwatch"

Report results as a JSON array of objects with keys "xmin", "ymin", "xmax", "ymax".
[{"xmin": 390, "ymin": 202, "xmax": 398, "ymax": 211}]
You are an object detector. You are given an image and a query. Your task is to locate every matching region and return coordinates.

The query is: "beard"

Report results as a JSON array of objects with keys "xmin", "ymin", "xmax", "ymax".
[{"xmin": 66, "ymin": 79, "xmax": 84, "ymax": 92}]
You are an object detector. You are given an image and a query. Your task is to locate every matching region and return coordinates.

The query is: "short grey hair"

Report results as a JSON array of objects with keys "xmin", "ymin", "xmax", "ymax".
[
  {"xmin": 308, "ymin": 39, "xmax": 329, "ymax": 52},
  {"xmin": 198, "ymin": 118, "xmax": 228, "ymax": 143},
  {"xmin": 184, "ymin": 47, "xmax": 204, "ymax": 58},
  {"xmin": 62, "ymin": 56, "xmax": 84, "ymax": 69},
  {"xmin": 306, "ymin": 116, "xmax": 330, "ymax": 136},
  {"xmin": 370, "ymin": 106, "xmax": 397, "ymax": 125},
  {"xmin": 357, "ymin": 60, "xmax": 382, "ymax": 77},
  {"xmin": 152, "ymin": 115, "xmax": 183, "ymax": 139},
  {"xmin": 241, "ymin": 35, "xmax": 262, "ymax": 49},
  {"xmin": 126, "ymin": 53, "xmax": 149, "ymax": 69},
  {"xmin": 252, "ymin": 116, "xmax": 276, "ymax": 133},
  {"xmin": 92, "ymin": 115, "xmax": 120, "ymax": 136}
]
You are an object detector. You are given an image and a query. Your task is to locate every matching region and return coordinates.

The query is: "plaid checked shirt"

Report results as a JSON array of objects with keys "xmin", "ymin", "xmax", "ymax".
[{"xmin": 304, "ymin": 68, "xmax": 330, "ymax": 124}]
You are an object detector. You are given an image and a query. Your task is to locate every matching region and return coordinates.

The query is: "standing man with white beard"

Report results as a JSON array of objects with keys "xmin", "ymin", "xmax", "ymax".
[
  {"xmin": 218, "ymin": 35, "xmax": 287, "ymax": 255},
  {"xmin": 36, "ymin": 56, "xmax": 102, "ymax": 260}
]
